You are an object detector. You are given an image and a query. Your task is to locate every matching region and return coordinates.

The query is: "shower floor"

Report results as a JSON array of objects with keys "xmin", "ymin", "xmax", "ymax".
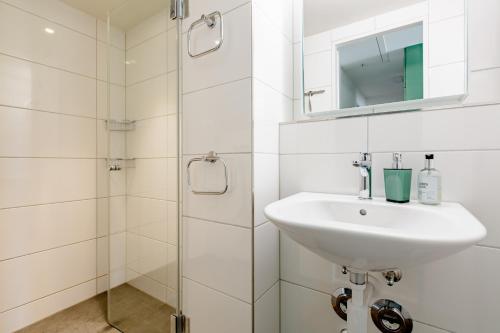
[{"xmin": 16, "ymin": 284, "xmax": 174, "ymax": 333}]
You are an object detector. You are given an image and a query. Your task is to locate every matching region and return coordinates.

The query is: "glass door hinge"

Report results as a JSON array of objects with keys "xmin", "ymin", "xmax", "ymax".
[{"xmin": 170, "ymin": 314, "xmax": 189, "ymax": 333}]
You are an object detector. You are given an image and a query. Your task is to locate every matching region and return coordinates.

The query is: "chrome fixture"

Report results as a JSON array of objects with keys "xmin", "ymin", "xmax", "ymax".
[
  {"xmin": 352, "ymin": 153, "xmax": 372, "ymax": 199},
  {"xmin": 187, "ymin": 151, "xmax": 229, "ymax": 195},
  {"xmin": 107, "ymin": 158, "xmax": 135, "ymax": 171},
  {"xmin": 370, "ymin": 299, "xmax": 413, "ymax": 333},
  {"xmin": 105, "ymin": 119, "xmax": 136, "ymax": 131},
  {"xmin": 304, "ymin": 89, "xmax": 326, "ymax": 112},
  {"xmin": 170, "ymin": 0, "xmax": 185, "ymax": 19},
  {"xmin": 382, "ymin": 270, "xmax": 402, "ymax": 287},
  {"xmin": 331, "ymin": 288, "xmax": 352, "ymax": 321},
  {"xmin": 188, "ymin": 11, "xmax": 223, "ymax": 58}
]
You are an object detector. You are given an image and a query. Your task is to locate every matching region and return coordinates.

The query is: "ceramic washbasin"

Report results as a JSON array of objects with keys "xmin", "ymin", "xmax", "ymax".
[{"xmin": 264, "ymin": 192, "xmax": 486, "ymax": 272}]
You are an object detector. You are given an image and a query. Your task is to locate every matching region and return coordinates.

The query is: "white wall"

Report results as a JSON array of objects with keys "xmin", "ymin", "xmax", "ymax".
[
  {"xmin": 301, "ymin": 0, "xmax": 466, "ymax": 113},
  {"xmin": 181, "ymin": 1, "xmax": 253, "ymax": 332},
  {"xmin": 181, "ymin": 0, "xmax": 293, "ymax": 332},
  {"xmin": 253, "ymin": 0, "xmax": 293, "ymax": 332},
  {"xmin": 0, "ymin": 0, "xmax": 112, "ymax": 331},
  {"xmin": 280, "ymin": 0, "xmax": 500, "ymax": 332}
]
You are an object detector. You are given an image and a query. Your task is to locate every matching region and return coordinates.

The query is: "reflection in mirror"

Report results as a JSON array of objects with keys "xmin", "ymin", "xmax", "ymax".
[{"xmin": 303, "ymin": 0, "xmax": 467, "ymax": 116}]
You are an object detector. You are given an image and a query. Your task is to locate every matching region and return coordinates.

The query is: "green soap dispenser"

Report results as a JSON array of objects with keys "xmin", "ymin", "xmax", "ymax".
[{"xmin": 384, "ymin": 153, "xmax": 412, "ymax": 203}]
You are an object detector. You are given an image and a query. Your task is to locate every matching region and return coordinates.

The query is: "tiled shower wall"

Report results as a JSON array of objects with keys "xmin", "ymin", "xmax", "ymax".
[
  {"xmin": 181, "ymin": 0, "xmax": 292, "ymax": 332},
  {"xmin": 280, "ymin": 0, "xmax": 500, "ymax": 332},
  {"xmin": 0, "ymin": 0, "xmax": 112, "ymax": 331}
]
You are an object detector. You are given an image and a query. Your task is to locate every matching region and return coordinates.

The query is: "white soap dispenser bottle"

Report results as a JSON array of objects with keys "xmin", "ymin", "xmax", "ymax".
[{"xmin": 417, "ymin": 154, "xmax": 442, "ymax": 205}]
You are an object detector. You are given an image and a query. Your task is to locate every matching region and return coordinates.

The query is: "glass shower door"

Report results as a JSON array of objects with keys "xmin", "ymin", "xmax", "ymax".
[{"xmin": 105, "ymin": 1, "xmax": 180, "ymax": 331}]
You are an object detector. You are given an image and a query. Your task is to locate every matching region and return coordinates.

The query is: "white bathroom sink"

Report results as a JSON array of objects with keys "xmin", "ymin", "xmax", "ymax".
[{"xmin": 264, "ymin": 192, "xmax": 486, "ymax": 272}]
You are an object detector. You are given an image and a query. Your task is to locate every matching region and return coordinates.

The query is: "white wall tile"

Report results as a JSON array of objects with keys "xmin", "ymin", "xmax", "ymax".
[
  {"xmin": 254, "ymin": 154, "xmax": 279, "ymax": 226},
  {"xmin": 0, "ymin": 107, "xmax": 96, "ymax": 158},
  {"xmin": 127, "ymin": 116, "xmax": 168, "ymax": 158},
  {"xmin": 281, "ymin": 235, "xmax": 345, "ymax": 295},
  {"xmin": 183, "ymin": 79, "xmax": 252, "ymax": 155},
  {"xmin": 0, "ymin": 2, "xmax": 96, "ymax": 77},
  {"xmin": 429, "ymin": 16, "xmax": 465, "ymax": 67},
  {"xmin": 292, "ymin": 0, "xmax": 303, "ymax": 43},
  {"xmin": 182, "ymin": 4, "xmax": 252, "ymax": 93},
  {"xmin": 253, "ymin": 80, "xmax": 291, "ymax": 153},
  {"xmin": 428, "ymin": 62, "xmax": 466, "ymax": 97},
  {"xmin": 281, "ymin": 281, "xmax": 342, "ymax": 333},
  {"xmin": 97, "ymin": 81, "xmax": 125, "ymax": 120},
  {"xmin": 303, "ymin": 31, "xmax": 330, "ymax": 55},
  {"xmin": 255, "ymin": 282, "xmax": 280, "ymax": 333},
  {"xmin": 126, "ymin": 9, "xmax": 168, "ymax": 49},
  {"xmin": 183, "ymin": 154, "xmax": 252, "ymax": 228},
  {"xmin": 253, "ymin": 0, "xmax": 292, "ymax": 41},
  {"xmin": 429, "ymin": 0, "xmax": 465, "ymax": 22},
  {"xmin": 253, "ymin": 5, "xmax": 293, "ymax": 98},
  {"xmin": 375, "ymin": 2, "xmax": 427, "ymax": 30},
  {"xmin": 254, "ymin": 222, "xmax": 279, "ymax": 300},
  {"xmin": 468, "ymin": 0, "xmax": 500, "ymax": 71},
  {"xmin": 304, "ymin": 51, "xmax": 331, "ymax": 89},
  {"xmin": 0, "ymin": 199, "xmax": 96, "ymax": 261},
  {"xmin": 126, "ymin": 74, "xmax": 168, "ymax": 121},
  {"xmin": 97, "ymin": 20, "xmax": 125, "ymax": 49},
  {"xmin": 0, "ymin": 54, "xmax": 96, "ymax": 118},
  {"xmin": 368, "ymin": 105, "xmax": 500, "ymax": 152},
  {"xmin": 127, "ymin": 158, "xmax": 171, "ymax": 200},
  {"xmin": 0, "ymin": 240, "xmax": 96, "ymax": 312},
  {"xmin": 183, "ymin": 278, "xmax": 252, "ymax": 333},
  {"xmin": 0, "ymin": 158, "xmax": 96, "ymax": 209},
  {"xmin": 126, "ymin": 33, "xmax": 167, "ymax": 85},
  {"xmin": 0, "ymin": 279, "xmax": 96, "ymax": 333},
  {"xmin": 97, "ymin": 42, "xmax": 125, "ymax": 85},
  {"xmin": 280, "ymin": 154, "xmax": 360, "ymax": 198},
  {"xmin": 96, "ymin": 236, "xmax": 108, "ymax": 277},
  {"xmin": 127, "ymin": 196, "xmax": 169, "ymax": 243},
  {"xmin": 466, "ymin": 68, "xmax": 500, "ymax": 104},
  {"xmin": 97, "ymin": 120, "xmax": 126, "ymax": 159},
  {"xmin": 293, "ymin": 43, "xmax": 303, "ymax": 100},
  {"xmin": 330, "ymin": 18, "xmax": 376, "ymax": 42},
  {"xmin": 3, "ymin": 0, "xmax": 97, "ymax": 37},
  {"xmin": 183, "ymin": 217, "xmax": 252, "ymax": 302},
  {"xmin": 280, "ymin": 118, "xmax": 368, "ymax": 154}
]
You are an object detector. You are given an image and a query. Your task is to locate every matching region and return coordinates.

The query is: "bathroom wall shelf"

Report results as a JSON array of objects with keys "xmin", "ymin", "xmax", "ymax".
[
  {"xmin": 105, "ymin": 119, "xmax": 136, "ymax": 131},
  {"xmin": 107, "ymin": 158, "xmax": 136, "ymax": 171}
]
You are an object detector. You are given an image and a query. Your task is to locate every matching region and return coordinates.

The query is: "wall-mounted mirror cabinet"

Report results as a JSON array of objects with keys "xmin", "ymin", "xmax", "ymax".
[{"xmin": 302, "ymin": 0, "xmax": 467, "ymax": 117}]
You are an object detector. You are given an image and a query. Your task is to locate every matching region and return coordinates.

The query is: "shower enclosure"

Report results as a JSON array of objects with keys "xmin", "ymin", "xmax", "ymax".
[{"xmin": 104, "ymin": 1, "xmax": 181, "ymax": 331}]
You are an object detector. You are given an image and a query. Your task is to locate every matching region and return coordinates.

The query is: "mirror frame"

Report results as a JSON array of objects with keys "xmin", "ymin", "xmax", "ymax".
[{"xmin": 301, "ymin": 0, "xmax": 468, "ymax": 119}]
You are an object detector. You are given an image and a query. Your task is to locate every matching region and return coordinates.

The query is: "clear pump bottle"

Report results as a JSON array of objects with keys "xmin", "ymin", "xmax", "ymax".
[{"xmin": 417, "ymin": 154, "xmax": 441, "ymax": 205}]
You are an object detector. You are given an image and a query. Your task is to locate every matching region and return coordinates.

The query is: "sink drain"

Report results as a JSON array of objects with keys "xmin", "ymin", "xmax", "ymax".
[{"xmin": 359, "ymin": 209, "xmax": 367, "ymax": 216}]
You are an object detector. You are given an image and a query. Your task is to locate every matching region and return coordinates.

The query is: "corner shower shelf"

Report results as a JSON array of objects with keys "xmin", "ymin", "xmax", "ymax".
[
  {"xmin": 105, "ymin": 119, "xmax": 136, "ymax": 131},
  {"xmin": 107, "ymin": 158, "xmax": 136, "ymax": 171}
]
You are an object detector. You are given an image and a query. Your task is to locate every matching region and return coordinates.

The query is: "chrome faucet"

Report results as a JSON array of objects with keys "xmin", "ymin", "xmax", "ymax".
[{"xmin": 352, "ymin": 153, "xmax": 372, "ymax": 199}]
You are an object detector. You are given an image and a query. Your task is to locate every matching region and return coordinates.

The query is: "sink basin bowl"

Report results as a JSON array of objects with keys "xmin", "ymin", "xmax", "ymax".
[{"xmin": 264, "ymin": 192, "xmax": 486, "ymax": 272}]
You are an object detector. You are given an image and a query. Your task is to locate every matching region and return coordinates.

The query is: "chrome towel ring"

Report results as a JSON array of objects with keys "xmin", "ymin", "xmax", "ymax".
[
  {"xmin": 187, "ymin": 151, "xmax": 229, "ymax": 195},
  {"xmin": 188, "ymin": 11, "xmax": 224, "ymax": 58}
]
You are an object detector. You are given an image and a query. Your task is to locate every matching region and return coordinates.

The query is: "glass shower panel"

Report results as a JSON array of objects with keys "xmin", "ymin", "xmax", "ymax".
[{"xmin": 105, "ymin": 1, "xmax": 179, "ymax": 331}]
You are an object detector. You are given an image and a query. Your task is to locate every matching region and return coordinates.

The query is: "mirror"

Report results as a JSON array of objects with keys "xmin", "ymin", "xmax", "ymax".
[{"xmin": 302, "ymin": 0, "xmax": 467, "ymax": 117}]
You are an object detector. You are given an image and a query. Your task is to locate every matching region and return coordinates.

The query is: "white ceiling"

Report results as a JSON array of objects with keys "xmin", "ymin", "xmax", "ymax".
[
  {"xmin": 304, "ymin": 0, "xmax": 424, "ymax": 36},
  {"xmin": 61, "ymin": 0, "xmax": 169, "ymax": 30}
]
